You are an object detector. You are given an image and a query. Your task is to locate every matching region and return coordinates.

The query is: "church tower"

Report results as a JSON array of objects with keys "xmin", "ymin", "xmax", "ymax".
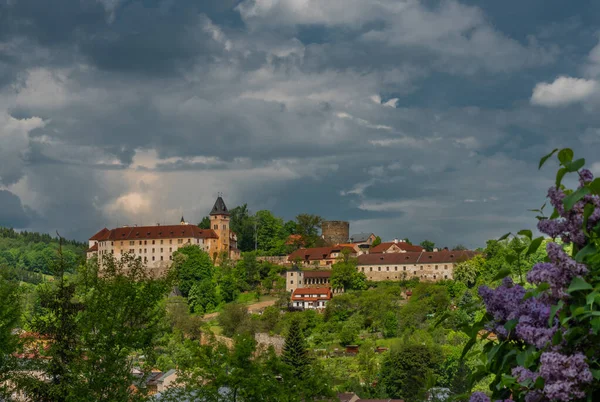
[{"xmin": 209, "ymin": 195, "xmax": 230, "ymax": 260}]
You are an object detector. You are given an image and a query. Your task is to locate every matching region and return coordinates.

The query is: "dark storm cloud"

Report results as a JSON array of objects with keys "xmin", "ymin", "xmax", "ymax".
[
  {"xmin": 1, "ymin": 0, "xmax": 599, "ymax": 246},
  {"xmin": 0, "ymin": 190, "xmax": 31, "ymax": 228}
]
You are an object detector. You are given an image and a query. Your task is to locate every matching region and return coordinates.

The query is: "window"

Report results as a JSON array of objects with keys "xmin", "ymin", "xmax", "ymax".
[
  {"xmin": 120, "ymin": 241, "xmax": 123, "ymax": 246},
  {"xmin": 144, "ymin": 240, "xmax": 147, "ymax": 245},
  {"xmin": 169, "ymin": 240, "xmax": 172, "ymax": 244},
  {"xmin": 403, "ymin": 266, "xmax": 406, "ymax": 271},
  {"xmin": 290, "ymin": 273, "xmax": 293, "ymax": 276},
  {"xmin": 420, "ymin": 266, "xmax": 423, "ymax": 270},
  {"xmin": 361, "ymin": 267, "xmax": 365, "ymax": 272},
  {"xmin": 187, "ymin": 239, "xmax": 191, "ymax": 243},
  {"xmin": 139, "ymin": 249, "xmax": 142, "ymax": 253},
  {"xmin": 213, "ymin": 224, "xmax": 218, "ymax": 230},
  {"xmin": 169, "ymin": 247, "xmax": 172, "ymax": 252},
  {"xmin": 111, "ymin": 242, "xmax": 114, "ymax": 246},
  {"xmin": 370, "ymin": 267, "xmax": 373, "ymax": 272},
  {"xmin": 435, "ymin": 265, "xmax": 438, "ymax": 269},
  {"xmin": 139, "ymin": 241, "xmax": 142, "ymax": 245},
  {"xmin": 433, "ymin": 275, "xmax": 436, "ymax": 279},
  {"xmin": 386, "ymin": 266, "xmax": 389, "ymax": 271},
  {"xmin": 444, "ymin": 265, "xmax": 448, "ymax": 269},
  {"xmin": 152, "ymin": 256, "xmax": 155, "ymax": 261},
  {"xmin": 161, "ymin": 240, "xmax": 163, "ymax": 244},
  {"xmin": 152, "ymin": 248, "xmax": 155, "ymax": 253},
  {"xmin": 129, "ymin": 249, "xmax": 134, "ymax": 253},
  {"xmin": 223, "ymin": 225, "xmax": 226, "ymax": 230},
  {"xmin": 130, "ymin": 241, "xmax": 134, "ymax": 245},
  {"xmin": 144, "ymin": 249, "xmax": 147, "ymax": 253},
  {"xmin": 414, "ymin": 271, "xmax": 417, "ymax": 275},
  {"xmin": 290, "ymin": 280, "xmax": 294, "ymax": 284},
  {"xmin": 395, "ymin": 266, "xmax": 398, "ymax": 271},
  {"xmin": 378, "ymin": 267, "xmax": 381, "ymax": 271},
  {"xmin": 144, "ymin": 257, "xmax": 147, "ymax": 262},
  {"xmin": 178, "ymin": 239, "xmax": 183, "ymax": 244},
  {"xmin": 298, "ymin": 281, "xmax": 302, "ymax": 285},
  {"xmin": 444, "ymin": 275, "xmax": 448, "ymax": 279},
  {"xmin": 152, "ymin": 240, "xmax": 155, "ymax": 245},
  {"xmin": 169, "ymin": 256, "xmax": 172, "ymax": 260},
  {"xmin": 160, "ymin": 248, "xmax": 163, "ymax": 252},
  {"xmin": 161, "ymin": 256, "xmax": 163, "ymax": 261}
]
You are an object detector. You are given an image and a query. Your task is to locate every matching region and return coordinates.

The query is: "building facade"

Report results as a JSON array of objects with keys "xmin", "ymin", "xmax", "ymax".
[
  {"xmin": 87, "ymin": 196, "xmax": 240, "ymax": 273},
  {"xmin": 285, "ymin": 269, "xmax": 333, "ymax": 293},
  {"xmin": 290, "ymin": 287, "xmax": 332, "ymax": 310},
  {"xmin": 287, "ymin": 246, "xmax": 357, "ymax": 267},
  {"xmin": 356, "ymin": 250, "xmax": 477, "ymax": 282},
  {"xmin": 369, "ymin": 239, "xmax": 424, "ymax": 254}
]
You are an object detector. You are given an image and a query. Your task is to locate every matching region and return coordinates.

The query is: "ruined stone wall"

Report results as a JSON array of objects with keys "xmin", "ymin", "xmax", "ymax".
[
  {"xmin": 321, "ymin": 220, "xmax": 350, "ymax": 245},
  {"xmin": 357, "ymin": 262, "xmax": 455, "ymax": 282},
  {"xmin": 255, "ymin": 333, "xmax": 285, "ymax": 355}
]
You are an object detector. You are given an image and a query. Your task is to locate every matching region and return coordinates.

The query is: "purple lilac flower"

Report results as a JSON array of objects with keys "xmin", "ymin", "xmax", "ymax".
[
  {"xmin": 539, "ymin": 352, "xmax": 593, "ymax": 401},
  {"xmin": 469, "ymin": 392, "xmax": 490, "ymax": 402},
  {"xmin": 579, "ymin": 169, "xmax": 594, "ymax": 187},
  {"xmin": 512, "ymin": 366, "xmax": 539, "ymax": 383},
  {"xmin": 479, "ymin": 278, "xmax": 526, "ymax": 338},
  {"xmin": 515, "ymin": 298, "xmax": 556, "ymax": 348},
  {"xmin": 527, "ymin": 243, "xmax": 588, "ymax": 298}
]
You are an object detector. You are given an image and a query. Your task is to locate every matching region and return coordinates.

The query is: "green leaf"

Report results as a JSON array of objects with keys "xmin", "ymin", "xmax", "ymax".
[
  {"xmin": 498, "ymin": 232, "xmax": 511, "ymax": 241},
  {"xmin": 556, "ymin": 167, "xmax": 567, "ymax": 187},
  {"xmin": 558, "ymin": 148, "xmax": 574, "ymax": 165},
  {"xmin": 552, "ymin": 330, "xmax": 562, "ymax": 345},
  {"xmin": 504, "ymin": 319, "xmax": 518, "ymax": 332},
  {"xmin": 590, "ymin": 178, "xmax": 600, "ymax": 194},
  {"xmin": 461, "ymin": 337, "xmax": 477, "ymax": 360},
  {"xmin": 493, "ymin": 267, "xmax": 512, "ymax": 282},
  {"xmin": 565, "ymin": 158, "xmax": 585, "ymax": 172},
  {"xmin": 568, "ymin": 276, "xmax": 593, "ymax": 293},
  {"xmin": 526, "ymin": 237, "xmax": 544, "ymax": 256},
  {"xmin": 505, "ymin": 254, "xmax": 517, "ymax": 264},
  {"xmin": 575, "ymin": 244, "xmax": 597, "ymax": 262},
  {"xmin": 549, "ymin": 300, "xmax": 564, "ymax": 326},
  {"xmin": 591, "ymin": 317, "xmax": 600, "ymax": 334},
  {"xmin": 539, "ymin": 148, "xmax": 559, "ymax": 169},
  {"xmin": 563, "ymin": 187, "xmax": 591, "ymax": 211},
  {"xmin": 586, "ymin": 291, "xmax": 598, "ymax": 307},
  {"xmin": 592, "ymin": 369, "xmax": 600, "ymax": 380},
  {"xmin": 583, "ymin": 203, "xmax": 595, "ymax": 234},
  {"xmin": 550, "ymin": 209, "xmax": 560, "ymax": 219},
  {"xmin": 518, "ymin": 230, "xmax": 532, "ymax": 240}
]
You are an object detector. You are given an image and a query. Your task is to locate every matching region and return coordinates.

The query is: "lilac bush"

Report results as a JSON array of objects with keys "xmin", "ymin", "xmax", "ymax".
[{"xmin": 466, "ymin": 149, "xmax": 600, "ymax": 402}]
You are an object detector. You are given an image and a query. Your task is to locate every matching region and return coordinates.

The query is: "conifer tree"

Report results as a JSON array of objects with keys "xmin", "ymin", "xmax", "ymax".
[{"xmin": 281, "ymin": 316, "xmax": 310, "ymax": 378}]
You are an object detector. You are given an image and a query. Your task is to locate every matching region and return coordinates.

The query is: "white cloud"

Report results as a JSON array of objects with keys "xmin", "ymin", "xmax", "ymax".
[
  {"xmin": 0, "ymin": 114, "xmax": 45, "ymax": 185},
  {"xmin": 530, "ymin": 76, "xmax": 598, "ymax": 107}
]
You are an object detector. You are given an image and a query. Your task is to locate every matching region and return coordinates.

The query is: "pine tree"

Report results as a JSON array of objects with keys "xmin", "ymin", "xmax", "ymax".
[{"xmin": 281, "ymin": 316, "xmax": 310, "ymax": 378}]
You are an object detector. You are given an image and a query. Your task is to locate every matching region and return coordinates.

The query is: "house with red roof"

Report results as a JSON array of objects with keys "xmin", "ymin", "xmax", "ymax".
[{"xmin": 290, "ymin": 287, "xmax": 333, "ymax": 310}]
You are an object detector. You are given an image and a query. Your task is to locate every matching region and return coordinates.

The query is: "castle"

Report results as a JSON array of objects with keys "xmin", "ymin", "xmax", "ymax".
[{"xmin": 87, "ymin": 196, "xmax": 240, "ymax": 272}]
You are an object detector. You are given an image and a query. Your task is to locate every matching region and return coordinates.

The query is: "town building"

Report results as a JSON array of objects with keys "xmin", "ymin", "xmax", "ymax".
[
  {"xmin": 285, "ymin": 267, "xmax": 333, "ymax": 293},
  {"xmin": 348, "ymin": 232, "xmax": 377, "ymax": 252},
  {"xmin": 87, "ymin": 196, "xmax": 240, "ymax": 273},
  {"xmin": 290, "ymin": 287, "xmax": 332, "ymax": 310},
  {"xmin": 357, "ymin": 250, "xmax": 477, "ymax": 282},
  {"xmin": 287, "ymin": 245, "xmax": 357, "ymax": 267},
  {"xmin": 369, "ymin": 239, "xmax": 424, "ymax": 254}
]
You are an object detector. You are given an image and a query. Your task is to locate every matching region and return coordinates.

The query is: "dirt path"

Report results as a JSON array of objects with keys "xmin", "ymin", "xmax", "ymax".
[{"xmin": 202, "ymin": 299, "xmax": 277, "ymax": 321}]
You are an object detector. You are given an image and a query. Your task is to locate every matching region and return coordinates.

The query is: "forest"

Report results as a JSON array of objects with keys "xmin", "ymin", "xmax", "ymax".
[{"xmin": 1, "ymin": 148, "xmax": 600, "ymax": 402}]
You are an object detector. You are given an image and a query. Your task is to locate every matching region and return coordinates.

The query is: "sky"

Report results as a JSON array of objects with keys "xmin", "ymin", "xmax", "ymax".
[{"xmin": 1, "ymin": 0, "xmax": 600, "ymax": 248}]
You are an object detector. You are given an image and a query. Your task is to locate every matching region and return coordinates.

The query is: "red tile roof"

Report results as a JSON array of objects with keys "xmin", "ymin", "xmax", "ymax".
[
  {"xmin": 89, "ymin": 228, "xmax": 110, "ymax": 240},
  {"xmin": 291, "ymin": 287, "xmax": 332, "ymax": 301},
  {"xmin": 87, "ymin": 243, "xmax": 98, "ymax": 253},
  {"xmin": 357, "ymin": 250, "xmax": 477, "ymax": 265},
  {"xmin": 288, "ymin": 246, "xmax": 356, "ymax": 262},
  {"xmin": 302, "ymin": 271, "xmax": 332, "ymax": 278},
  {"xmin": 370, "ymin": 242, "xmax": 424, "ymax": 253},
  {"xmin": 90, "ymin": 224, "xmax": 219, "ymax": 242}
]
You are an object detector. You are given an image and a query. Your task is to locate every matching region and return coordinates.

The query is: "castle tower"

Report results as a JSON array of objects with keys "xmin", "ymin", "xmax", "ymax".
[{"xmin": 209, "ymin": 195, "xmax": 230, "ymax": 259}]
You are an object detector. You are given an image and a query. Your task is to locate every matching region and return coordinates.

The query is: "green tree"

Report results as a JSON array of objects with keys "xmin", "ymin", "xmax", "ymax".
[
  {"xmin": 420, "ymin": 240, "xmax": 436, "ymax": 252},
  {"xmin": 255, "ymin": 210, "xmax": 285, "ymax": 254},
  {"xmin": 372, "ymin": 236, "xmax": 382, "ymax": 247},
  {"xmin": 173, "ymin": 245, "xmax": 215, "ymax": 297},
  {"xmin": 189, "ymin": 279, "xmax": 218, "ymax": 314},
  {"xmin": 453, "ymin": 254, "xmax": 486, "ymax": 288},
  {"xmin": 0, "ymin": 275, "xmax": 20, "ymax": 399},
  {"xmin": 230, "ymin": 204, "xmax": 256, "ymax": 252},
  {"xmin": 330, "ymin": 249, "xmax": 367, "ymax": 291},
  {"xmin": 218, "ymin": 303, "xmax": 251, "ymax": 338},
  {"xmin": 295, "ymin": 214, "xmax": 323, "ymax": 248},
  {"xmin": 219, "ymin": 273, "xmax": 239, "ymax": 303},
  {"xmin": 282, "ymin": 316, "xmax": 311, "ymax": 379},
  {"xmin": 380, "ymin": 343, "xmax": 442, "ymax": 402},
  {"xmin": 452, "ymin": 244, "xmax": 468, "ymax": 251},
  {"xmin": 198, "ymin": 216, "xmax": 211, "ymax": 229}
]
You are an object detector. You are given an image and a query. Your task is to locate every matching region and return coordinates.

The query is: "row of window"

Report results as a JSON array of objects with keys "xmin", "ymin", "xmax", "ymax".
[
  {"xmin": 102, "ymin": 238, "xmax": 206, "ymax": 247},
  {"xmin": 360, "ymin": 264, "xmax": 449, "ymax": 272}
]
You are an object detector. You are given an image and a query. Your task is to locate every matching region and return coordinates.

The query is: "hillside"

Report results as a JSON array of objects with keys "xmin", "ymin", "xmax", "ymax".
[{"xmin": 0, "ymin": 227, "xmax": 86, "ymax": 280}]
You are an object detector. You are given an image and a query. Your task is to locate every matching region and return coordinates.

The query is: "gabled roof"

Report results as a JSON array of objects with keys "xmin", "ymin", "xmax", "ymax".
[
  {"xmin": 210, "ymin": 196, "xmax": 230, "ymax": 216},
  {"xmin": 292, "ymin": 287, "xmax": 332, "ymax": 301},
  {"xmin": 349, "ymin": 233, "xmax": 374, "ymax": 243},
  {"xmin": 91, "ymin": 225, "xmax": 219, "ymax": 242},
  {"xmin": 87, "ymin": 243, "xmax": 98, "ymax": 253},
  {"xmin": 89, "ymin": 228, "xmax": 110, "ymax": 241},
  {"xmin": 370, "ymin": 242, "xmax": 424, "ymax": 253},
  {"xmin": 357, "ymin": 250, "xmax": 477, "ymax": 265}
]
